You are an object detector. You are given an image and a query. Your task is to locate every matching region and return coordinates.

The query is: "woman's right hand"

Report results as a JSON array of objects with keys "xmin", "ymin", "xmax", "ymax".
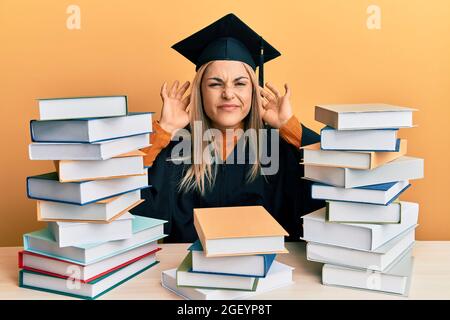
[{"xmin": 159, "ymin": 80, "xmax": 191, "ymax": 134}]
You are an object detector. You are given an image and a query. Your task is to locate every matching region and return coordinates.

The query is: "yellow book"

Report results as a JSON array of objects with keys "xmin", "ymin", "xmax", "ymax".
[{"xmin": 193, "ymin": 206, "xmax": 289, "ymax": 258}]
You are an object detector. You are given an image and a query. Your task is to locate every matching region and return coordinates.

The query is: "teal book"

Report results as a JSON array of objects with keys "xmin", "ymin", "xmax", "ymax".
[
  {"xmin": 19, "ymin": 253, "xmax": 159, "ymax": 300},
  {"xmin": 23, "ymin": 215, "xmax": 167, "ymax": 265}
]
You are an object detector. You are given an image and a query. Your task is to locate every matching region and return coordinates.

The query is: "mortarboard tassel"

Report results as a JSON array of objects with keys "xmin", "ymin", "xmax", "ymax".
[{"xmin": 259, "ymin": 36, "xmax": 264, "ymax": 87}]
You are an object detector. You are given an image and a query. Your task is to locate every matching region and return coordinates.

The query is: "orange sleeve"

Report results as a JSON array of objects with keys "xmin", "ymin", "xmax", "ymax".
[
  {"xmin": 279, "ymin": 115, "xmax": 302, "ymax": 149},
  {"xmin": 141, "ymin": 120, "xmax": 172, "ymax": 167}
]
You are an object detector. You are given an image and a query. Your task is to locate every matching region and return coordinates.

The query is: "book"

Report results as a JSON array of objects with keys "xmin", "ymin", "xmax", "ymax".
[
  {"xmin": 48, "ymin": 213, "xmax": 134, "ymax": 248},
  {"xmin": 314, "ymin": 103, "xmax": 416, "ymax": 130},
  {"xmin": 176, "ymin": 252, "xmax": 259, "ymax": 291},
  {"xmin": 326, "ymin": 200, "xmax": 407, "ymax": 224},
  {"xmin": 306, "ymin": 225, "xmax": 416, "ymax": 271},
  {"xmin": 37, "ymin": 190, "xmax": 143, "ymax": 223},
  {"xmin": 23, "ymin": 215, "xmax": 167, "ymax": 265},
  {"xmin": 188, "ymin": 240, "xmax": 276, "ymax": 278},
  {"xmin": 55, "ymin": 150, "xmax": 147, "ymax": 182},
  {"xmin": 193, "ymin": 206, "xmax": 289, "ymax": 258},
  {"xmin": 320, "ymin": 126, "xmax": 400, "ymax": 151},
  {"xmin": 311, "ymin": 181, "xmax": 411, "ymax": 205},
  {"xmin": 38, "ymin": 95, "xmax": 128, "ymax": 121},
  {"xmin": 27, "ymin": 171, "xmax": 149, "ymax": 205},
  {"xmin": 302, "ymin": 202, "xmax": 419, "ymax": 251},
  {"xmin": 162, "ymin": 260, "xmax": 294, "ymax": 300},
  {"xmin": 322, "ymin": 247, "xmax": 414, "ymax": 296},
  {"xmin": 29, "ymin": 133, "xmax": 150, "ymax": 160},
  {"xmin": 31, "ymin": 112, "xmax": 153, "ymax": 143},
  {"xmin": 19, "ymin": 253, "xmax": 159, "ymax": 300},
  {"xmin": 304, "ymin": 156, "xmax": 424, "ymax": 188},
  {"xmin": 19, "ymin": 242, "xmax": 161, "ymax": 282},
  {"xmin": 301, "ymin": 140, "xmax": 406, "ymax": 170}
]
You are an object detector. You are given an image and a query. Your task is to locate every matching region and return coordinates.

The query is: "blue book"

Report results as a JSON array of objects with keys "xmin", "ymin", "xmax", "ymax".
[
  {"xmin": 26, "ymin": 172, "xmax": 150, "ymax": 205},
  {"xmin": 311, "ymin": 180, "xmax": 411, "ymax": 205},
  {"xmin": 23, "ymin": 215, "xmax": 167, "ymax": 265},
  {"xmin": 30, "ymin": 112, "xmax": 153, "ymax": 143},
  {"xmin": 187, "ymin": 240, "xmax": 276, "ymax": 278}
]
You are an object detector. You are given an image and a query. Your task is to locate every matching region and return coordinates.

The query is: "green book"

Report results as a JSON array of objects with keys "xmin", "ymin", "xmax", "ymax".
[
  {"xmin": 176, "ymin": 252, "xmax": 259, "ymax": 291},
  {"xmin": 19, "ymin": 252, "xmax": 159, "ymax": 300}
]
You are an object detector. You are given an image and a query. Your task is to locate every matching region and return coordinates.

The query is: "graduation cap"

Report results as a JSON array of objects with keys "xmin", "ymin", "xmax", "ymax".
[{"xmin": 171, "ymin": 13, "xmax": 281, "ymax": 87}]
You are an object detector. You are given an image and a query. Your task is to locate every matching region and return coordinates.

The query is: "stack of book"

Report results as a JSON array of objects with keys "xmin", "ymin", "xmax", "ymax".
[
  {"xmin": 161, "ymin": 206, "xmax": 295, "ymax": 300},
  {"xmin": 301, "ymin": 103, "xmax": 424, "ymax": 296},
  {"xmin": 19, "ymin": 95, "xmax": 168, "ymax": 299}
]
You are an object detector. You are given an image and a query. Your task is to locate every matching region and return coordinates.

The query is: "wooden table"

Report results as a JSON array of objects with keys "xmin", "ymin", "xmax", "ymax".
[{"xmin": 1, "ymin": 241, "xmax": 450, "ymax": 300}]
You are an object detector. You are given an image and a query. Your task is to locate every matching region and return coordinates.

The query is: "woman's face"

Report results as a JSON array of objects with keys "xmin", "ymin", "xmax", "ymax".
[{"xmin": 201, "ymin": 60, "xmax": 253, "ymax": 130}]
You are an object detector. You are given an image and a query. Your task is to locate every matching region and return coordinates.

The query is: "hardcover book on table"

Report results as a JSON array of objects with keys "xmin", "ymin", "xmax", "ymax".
[
  {"xmin": 301, "ymin": 140, "xmax": 406, "ymax": 170},
  {"xmin": 29, "ymin": 133, "xmax": 150, "ymax": 160},
  {"xmin": 302, "ymin": 202, "xmax": 419, "ymax": 251},
  {"xmin": 30, "ymin": 112, "xmax": 153, "ymax": 143},
  {"xmin": 27, "ymin": 171, "xmax": 149, "ymax": 205},
  {"xmin": 314, "ymin": 103, "xmax": 416, "ymax": 130},
  {"xmin": 193, "ymin": 206, "xmax": 289, "ymax": 258},
  {"xmin": 23, "ymin": 215, "xmax": 167, "ymax": 265},
  {"xmin": 48, "ymin": 213, "xmax": 134, "ymax": 248},
  {"xmin": 37, "ymin": 190, "xmax": 143, "ymax": 223},
  {"xmin": 19, "ymin": 253, "xmax": 159, "ymax": 300},
  {"xmin": 162, "ymin": 260, "xmax": 294, "ymax": 300},
  {"xmin": 188, "ymin": 240, "xmax": 276, "ymax": 278},
  {"xmin": 54, "ymin": 150, "xmax": 147, "ymax": 182},
  {"xmin": 38, "ymin": 95, "xmax": 128, "ymax": 121}
]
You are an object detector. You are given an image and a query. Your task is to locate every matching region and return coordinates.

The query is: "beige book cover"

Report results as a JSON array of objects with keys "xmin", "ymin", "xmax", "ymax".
[
  {"xmin": 36, "ymin": 199, "xmax": 144, "ymax": 224},
  {"xmin": 300, "ymin": 139, "xmax": 407, "ymax": 169},
  {"xmin": 193, "ymin": 206, "xmax": 289, "ymax": 256}
]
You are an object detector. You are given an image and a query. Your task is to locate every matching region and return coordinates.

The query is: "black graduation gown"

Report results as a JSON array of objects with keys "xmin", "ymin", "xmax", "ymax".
[{"xmin": 131, "ymin": 123, "xmax": 325, "ymax": 243}]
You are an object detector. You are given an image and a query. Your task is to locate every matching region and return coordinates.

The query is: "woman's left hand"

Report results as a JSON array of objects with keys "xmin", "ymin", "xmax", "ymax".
[{"xmin": 259, "ymin": 82, "xmax": 293, "ymax": 129}]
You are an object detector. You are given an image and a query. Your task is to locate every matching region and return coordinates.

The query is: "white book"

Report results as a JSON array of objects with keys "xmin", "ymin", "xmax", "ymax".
[
  {"xmin": 306, "ymin": 225, "xmax": 416, "ymax": 271},
  {"xmin": 302, "ymin": 202, "xmax": 419, "ymax": 251},
  {"xmin": 315, "ymin": 103, "xmax": 416, "ymax": 130},
  {"xmin": 327, "ymin": 200, "xmax": 406, "ymax": 224},
  {"xmin": 31, "ymin": 113, "xmax": 152, "ymax": 143},
  {"xmin": 311, "ymin": 181, "xmax": 410, "ymax": 205},
  {"xmin": 38, "ymin": 95, "xmax": 128, "ymax": 121},
  {"xmin": 27, "ymin": 170, "xmax": 148, "ymax": 205},
  {"xmin": 304, "ymin": 156, "xmax": 424, "ymax": 188},
  {"xmin": 176, "ymin": 252, "xmax": 258, "ymax": 291},
  {"xmin": 48, "ymin": 213, "xmax": 134, "ymax": 248},
  {"xmin": 20, "ymin": 241, "xmax": 160, "ymax": 282},
  {"xmin": 23, "ymin": 215, "xmax": 167, "ymax": 265},
  {"xmin": 320, "ymin": 127, "xmax": 399, "ymax": 151},
  {"xmin": 161, "ymin": 261, "xmax": 294, "ymax": 300},
  {"xmin": 322, "ymin": 247, "xmax": 414, "ymax": 296},
  {"xmin": 20, "ymin": 254, "xmax": 158, "ymax": 300},
  {"xmin": 302, "ymin": 140, "xmax": 406, "ymax": 170},
  {"xmin": 37, "ymin": 190, "xmax": 142, "ymax": 222},
  {"xmin": 56, "ymin": 150, "xmax": 146, "ymax": 182},
  {"xmin": 29, "ymin": 133, "xmax": 150, "ymax": 160}
]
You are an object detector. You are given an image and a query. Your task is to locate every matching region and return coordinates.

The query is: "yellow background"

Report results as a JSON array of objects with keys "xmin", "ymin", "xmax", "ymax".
[{"xmin": 1, "ymin": 0, "xmax": 449, "ymax": 246}]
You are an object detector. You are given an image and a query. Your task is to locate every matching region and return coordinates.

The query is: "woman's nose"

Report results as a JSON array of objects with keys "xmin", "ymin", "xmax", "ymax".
[{"xmin": 221, "ymin": 87, "xmax": 234, "ymax": 99}]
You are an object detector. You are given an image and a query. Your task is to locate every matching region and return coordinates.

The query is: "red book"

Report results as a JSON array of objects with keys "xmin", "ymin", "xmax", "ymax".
[{"xmin": 18, "ymin": 243, "xmax": 161, "ymax": 283}]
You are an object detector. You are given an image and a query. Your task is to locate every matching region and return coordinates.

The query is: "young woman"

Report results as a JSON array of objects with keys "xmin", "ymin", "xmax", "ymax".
[{"xmin": 131, "ymin": 14, "xmax": 324, "ymax": 242}]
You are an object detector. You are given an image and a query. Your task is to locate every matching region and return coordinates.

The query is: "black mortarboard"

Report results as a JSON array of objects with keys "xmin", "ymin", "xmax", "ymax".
[{"xmin": 171, "ymin": 13, "xmax": 281, "ymax": 87}]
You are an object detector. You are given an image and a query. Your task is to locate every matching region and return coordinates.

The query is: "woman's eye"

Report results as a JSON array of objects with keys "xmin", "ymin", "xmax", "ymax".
[
  {"xmin": 236, "ymin": 82, "xmax": 246, "ymax": 86},
  {"xmin": 209, "ymin": 83, "xmax": 221, "ymax": 87}
]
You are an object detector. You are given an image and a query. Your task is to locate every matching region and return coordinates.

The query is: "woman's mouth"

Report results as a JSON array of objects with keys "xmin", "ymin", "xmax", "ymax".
[{"xmin": 218, "ymin": 104, "xmax": 240, "ymax": 111}]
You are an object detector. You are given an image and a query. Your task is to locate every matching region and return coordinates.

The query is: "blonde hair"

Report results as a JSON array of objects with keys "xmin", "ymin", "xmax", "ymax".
[{"xmin": 178, "ymin": 61, "xmax": 264, "ymax": 195}]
